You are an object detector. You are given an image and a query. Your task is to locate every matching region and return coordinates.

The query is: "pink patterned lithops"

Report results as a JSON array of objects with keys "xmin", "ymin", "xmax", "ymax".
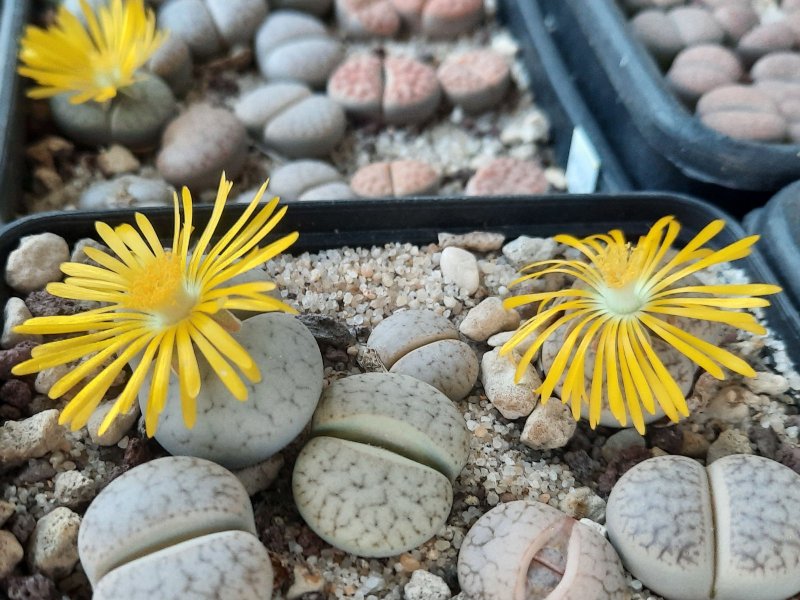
[
  {"xmin": 328, "ymin": 54, "xmax": 441, "ymax": 124},
  {"xmin": 466, "ymin": 157, "xmax": 549, "ymax": 196},
  {"xmin": 350, "ymin": 160, "xmax": 440, "ymax": 197},
  {"xmin": 437, "ymin": 49, "xmax": 510, "ymax": 113},
  {"xmin": 390, "ymin": 0, "xmax": 483, "ymax": 36},
  {"xmin": 458, "ymin": 500, "xmax": 627, "ymax": 599},
  {"xmin": 335, "ymin": 0, "xmax": 401, "ymax": 37},
  {"xmin": 607, "ymin": 455, "xmax": 800, "ymax": 600}
]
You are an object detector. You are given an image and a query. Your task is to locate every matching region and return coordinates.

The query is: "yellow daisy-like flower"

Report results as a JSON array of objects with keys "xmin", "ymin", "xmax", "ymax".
[
  {"xmin": 18, "ymin": 0, "xmax": 165, "ymax": 104},
  {"xmin": 12, "ymin": 174, "xmax": 298, "ymax": 437},
  {"xmin": 500, "ymin": 216, "xmax": 781, "ymax": 434}
]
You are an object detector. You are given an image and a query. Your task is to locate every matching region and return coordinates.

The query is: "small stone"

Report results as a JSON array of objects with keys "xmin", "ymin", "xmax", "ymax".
[
  {"xmin": 79, "ymin": 175, "xmax": 173, "ymax": 210},
  {"xmin": 648, "ymin": 425, "xmax": 683, "ymax": 455},
  {"xmin": 233, "ymin": 454, "xmax": 284, "ymax": 496},
  {"xmin": 4, "ymin": 574, "xmax": 58, "ymax": 600},
  {"xmin": 0, "ymin": 410, "xmax": 66, "ymax": 468},
  {"xmin": 404, "ymin": 569, "xmax": 451, "ymax": 600},
  {"xmin": 27, "ymin": 507, "xmax": 81, "ymax": 579},
  {"xmin": 466, "ymin": 157, "xmax": 548, "ymax": 196},
  {"xmin": 559, "ymin": 487, "xmax": 606, "ymax": 523},
  {"xmin": 0, "ymin": 530, "xmax": 23, "ymax": 579},
  {"xmin": 15, "ymin": 460, "xmax": 56, "ymax": 484},
  {"xmin": 0, "ymin": 500, "xmax": 15, "ymax": 527},
  {"xmin": 707, "ymin": 429, "xmax": 753, "ymax": 463},
  {"xmin": 350, "ymin": 160, "xmax": 440, "ymax": 197},
  {"xmin": 149, "ymin": 313, "xmax": 323, "ymax": 469},
  {"xmin": 437, "ymin": 49, "xmax": 510, "ymax": 113},
  {"xmin": 744, "ymin": 371, "xmax": 790, "ymax": 396},
  {"xmin": 335, "ymin": 0, "xmax": 401, "ymax": 37},
  {"xmin": 53, "ymin": 471, "xmax": 96, "ymax": 508},
  {"xmin": 602, "ymin": 429, "xmax": 647, "ymax": 463},
  {"xmin": 438, "ymin": 231, "xmax": 505, "ymax": 252},
  {"xmin": 521, "ymin": 400, "xmax": 577, "ymax": 450},
  {"xmin": 502, "ymin": 235, "xmax": 559, "ymax": 267},
  {"xmin": 96, "ymin": 144, "xmax": 140, "ymax": 176},
  {"xmin": 5, "ymin": 233, "xmax": 69, "ymax": 294},
  {"xmin": 480, "ymin": 348, "xmax": 540, "ymax": 419},
  {"xmin": 679, "ymin": 429, "xmax": 711, "ymax": 458},
  {"xmin": 0, "ymin": 341, "xmax": 38, "ymax": 380},
  {"xmin": 255, "ymin": 11, "xmax": 343, "ymax": 88},
  {"xmin": 34, "ymin": 364, "xmax": 70, "ymax": 396},
  {"xmin": 486, "ymin": 330, "xmax": 514, "ymax": 347},
  {"xmin": 156, "ymin": 104, "xmax": 248, "ymax": 192},
  {"xmin": 268, "ymin": 160, "xmax": 345, "ymax": 200},
  {"xmin": 287, "ymin": 565, "xmax": 325, "ymax": 599},
  {"xmin": 750, "ymin": 425, "xmax": 780, "ymax": 460},
  {"xmin": 87, "ymin": 400, "xmax": 140, "ymax": 446},
  {"xmin": 459, "ymin": 297, "xmax": 520, "ymax": 341},
  {"xmin": 2, "ymin": 297, "xmax": 41, "ymax": 349},
  {"xmin": 440, "ymin": 247, "xmax": 479, "ymax": 295}
]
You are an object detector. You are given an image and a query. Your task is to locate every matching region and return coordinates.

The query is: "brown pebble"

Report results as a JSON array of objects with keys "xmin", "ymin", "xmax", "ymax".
[
  {"xmin": 4, "ymin": 574, "xmax": 59, "ymax": 600},
  {"xmin": 466, "ymin": 157, "xmax": 548, "ymax": 196},
  {"xmin": 697, "ymin": 84, "xmax": 787, "ymax": 142},
  {"xmin": 399, "ymin": 553, "xmax": 421, "ymax": 571},
  {"xmin": 350, "ymin": 160, "xmax": 440, "ymax": 197},
  {"xmin": 0, "ymin": 379, "xmax": 32, "ymax": 410},
  {"xmin": 0, "ymin": 341, "xmax": 38, "ymax": 380},
  {"xmin": 648, "ymin": 426, "xmax": 683, "ymax": 454},
  {"xmin": 25, "ymin": 290, "xmax": 92, "ymax": 318},
  {"xmin": 678, "ymin": 430, "xmax": 710, "ymax": 458},
  {"xmin": 436, "ymin": 49, "xmax": 510, "ymax": 113},
  {"xmin": 97, "ymin": 145, "xmax": 140, "ymax": 177},
  {"xmin": 8, "ymin": 512, "xmax": 36, "ymax": 545},
  {"xmin": 738, "ymin": 22, "xmax": 797, "ymax": 66},
  {"xmin": 667, "ymin": 44, "xmax": 743, "ymax": 105}
]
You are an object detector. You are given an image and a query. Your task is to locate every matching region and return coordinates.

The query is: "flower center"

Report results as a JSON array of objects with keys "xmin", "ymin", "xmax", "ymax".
[
  {"xmin": 595, "ymin": 243, "xmax": 647, "ymax": 315},
  {"xmin": 124, "ymin": 252, "xmax": 196, "ymax": 325}
]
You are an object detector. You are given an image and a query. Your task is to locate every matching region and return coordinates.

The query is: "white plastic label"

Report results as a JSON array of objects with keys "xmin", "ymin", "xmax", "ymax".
[{"xmin": 566, "ymin": 126, "xmax": 601, "ymax": 194}]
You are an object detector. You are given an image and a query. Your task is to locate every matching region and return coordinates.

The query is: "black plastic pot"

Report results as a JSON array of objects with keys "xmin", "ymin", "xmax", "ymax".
[
  {"xmin": 745, "ymin": 181, "xmax": 800, "ymax": 314},
  {"xmin": 0, "ymin": 0, "xmax": 31, "ymax": 225},
  {"xmin": 1, "ymin": 194, "xmax": 798, "ymax": 359},
  {"xmin": 533, "ymin": 0, "xmax": 800, "ymax": 216}
]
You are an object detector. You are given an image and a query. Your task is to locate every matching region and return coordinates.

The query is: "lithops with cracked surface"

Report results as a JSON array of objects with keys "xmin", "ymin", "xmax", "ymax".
[
  {"xmin": 255, "ymin": 11, "xmax": 343, "ymax": 88},
  {"xmin": 437, "ymin": 49, "xmax": 510, "ymax": 113},
  {"xmin": 367, "ymin": 309, "xmax": 478, "ymax": 401},
  {"xmin": 350, "ymin": 160, "xmax": 440, "ymax": 198},
  {"xmin": 144, "ymin": 313, "xmax": 323, "ymax": 469},
  {"xmin": 328, "ymin": 53, "xmax": 441, "ymax": 125},
  {"xmin": 78, "ymin": 456, "xmax": 257, "ymax": 587},
  {"xmin": 292, "ymin": 372, "xmax": 469, "ymax": 557},
  {"xmin": 458, "ymin": 500, "xmax": 627, "ymax": 599},
  {"xmin": 157, "ymin": 0, "xmax": 268, "ymax": 60},
  {"xmin": 606, "ymin": 454, "xmax": 800, "ymax": 600},
  {"xmin": 92, "ymin": 531, "xmax": 273, "ymax": 600},
  {"xmin": 234, "ymin": 82, "xmax": 346, "ymax": 158}
]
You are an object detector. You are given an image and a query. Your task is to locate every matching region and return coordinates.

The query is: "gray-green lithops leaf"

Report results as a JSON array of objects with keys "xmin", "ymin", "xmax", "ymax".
[
  {"xmin": 293, "ymin": 436, "xmax": 452, "ymax": 557},
  {"xmin": 458, "ymin": 500, "xmax": 627, "ymax": 600},
  {"xmin": 78, "ymin": 456, "xmax": 256, "ymax": 587},
  {"xmin": 293, "ymin": 372, "xmax": 469, "ymax": 557},
  {"xmin": 93, "ymin": 531, "xmax": 272, "ymax": 600},
  {"xmin": 310, "ymin": 372, "xmax": 469, "ymax": 480},
  {"xmin": 147, "ymin": 313, "xmax": 323, "ymax": 469},
  {"xmin": 607, "ymin": 454, "xmax": 800, "ymax": 600},
  {"xmin": 367, "ymin": 309, "xmax": 478, "ymax": 401}
]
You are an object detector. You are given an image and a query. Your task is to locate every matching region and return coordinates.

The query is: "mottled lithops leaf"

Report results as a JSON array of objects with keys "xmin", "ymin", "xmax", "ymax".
[
  {"xmin": 389, "ymin": 338, "xmax": 478, "ymax": 401},
  {"xmin": 457, "ymin": 500, "xmax": 626, "ymax": 600},
  {"xmin": 79, "ymin": 456, "xmax": 256, "ymax": 586},
  {"xmin": 708, "ymin": 455, "xmax": 800, "ymax": 600},
  {"xmin": 607, "ymin": 454, "xmax": 800, "ymax": 600},
  {"xmin": 368, "ymin": 309, "xmax": 458, "ymax": 368},
  {"xmin": 93, "ymin": 531, "xmax": 273, "ymax": 600},
  {"xmin": 606, "ymin": 456, "xmax": 714, "ymax": 600},
  {"xmin": 147, "ymin": 313, "xmax": 323, "ymax": 469},
  {"xmin": 310, "ymin": 372, "xmax": 469, "ymax": 480},
  {"xmin": 293, "ymin": 436, "xmax": 452, "ymax": 557}
]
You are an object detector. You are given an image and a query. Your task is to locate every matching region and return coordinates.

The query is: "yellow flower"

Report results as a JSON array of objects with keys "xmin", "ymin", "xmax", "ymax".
[
  {"xmin": 18, "ymin": 0, "xmax": 165, "ymax": 104},
  {"xmin": 12, "ymin": 174, "xmax": 298, "ymax": 437},
  {"xmin": 500, "ymin": 216, "xmax": 781, "ymax": 434}
]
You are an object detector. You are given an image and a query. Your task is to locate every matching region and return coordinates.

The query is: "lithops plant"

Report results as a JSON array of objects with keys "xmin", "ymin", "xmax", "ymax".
[
  {"xmin": 390, "ymin": 0, "xmax": 484, "ymax": 37},
  {"xmin": 234, "ymin": 82, "xmax": 346, "ymax": 158},
  {"xmin": 437, "ymin": 49, "xmax": 511, "ymax": 113},
  {"xmin": 18, "ymin": 0, "xmax": 177, "ymax": 150},
  {"xmin": 146, "ymin": 312, "xmax": 324, "ymax": 469},
  {"xmin": 458, "ymin": 500, "xmax": 628, "ymax": 599},
  {"xmin": 328, "ymin": 53, "xmax": 441, "ymax": 125},
  {"xmin": 292, "ymin": 372, "xmax": 469, "ymax": 557},
  {"xmin": 367, "ymin": 309, "xmax": 478, "ymax": 401},
  {"xmin": 606, "ymin": 454, "xmax": 800, "ymax": 600},
  {"xmin": 267, "ymin": 160, "xmax": 354, "ymax": 200},
  {"xmin": 157, "ymin": 0, "xmax": 268, "ymax": 61},
  {"xmin": 79, "ymin": 456, "xmax": 273, "ymax": 598},
  {"xmin": 255, "ymin": 11, "xmax": 344, "ymax": 88},
  {"xmin": 335, "ymin": 0, "xmax": 401, "ymax": 38},
  {"xmin": 350, "ymin": 160, "xmax": 441, "ymax": 198}
]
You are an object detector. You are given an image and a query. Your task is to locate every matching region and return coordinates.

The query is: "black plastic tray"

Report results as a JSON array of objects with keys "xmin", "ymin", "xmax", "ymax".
[
  {"xmin": 745, "ymin": 181, "xmax": 800, "ymax": 313},
  {"xmin": 1, "ymin": 194, "xmax": 798, "ymax": 362},
  {"xmin": 533, "ymin": 0, "xmax": 800, "ymax": 216},
  {"xmin": 0, "ymin": 0, "xmax": 31, "ymax": 225}
]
